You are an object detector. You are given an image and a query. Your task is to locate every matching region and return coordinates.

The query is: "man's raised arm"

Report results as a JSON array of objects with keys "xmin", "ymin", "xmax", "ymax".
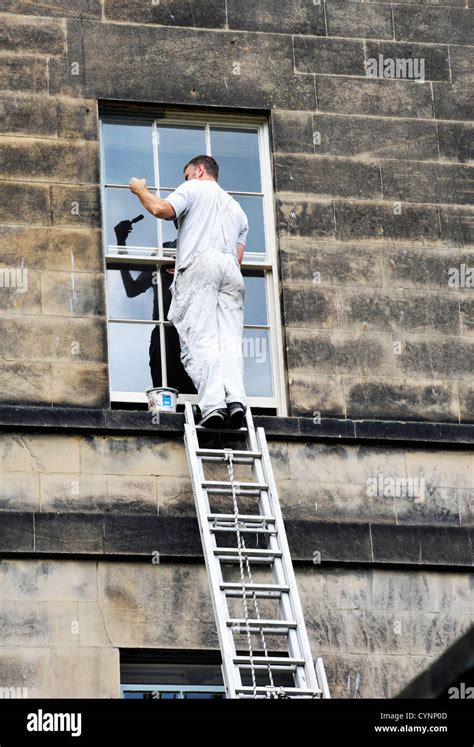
[{"xmin": 129, "ymin": 178, "xmax": 176, "ymax": 220}]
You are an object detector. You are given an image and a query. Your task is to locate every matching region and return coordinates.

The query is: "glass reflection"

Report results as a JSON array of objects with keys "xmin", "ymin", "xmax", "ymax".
[
  {"xmin": 102, "ymin": 121, "xmax": 154, "ymax": 185},
  {"xmin": 106, "ymin": 189, "xmax": 158, "ymax": 253},
  {"xmin": 233, "ymin": 195, "xmax": 265, "ymax": 254},
  {"xmin": 157, "ymin": 125, "xmax": 207, "ymax": 188},
  {"xmin": 210, "ymin": 128, "xmax": 261, "ymax": 193},
  {"xmin": 243, "ymin": 272, "xmax": 268, "ymax": 326}
]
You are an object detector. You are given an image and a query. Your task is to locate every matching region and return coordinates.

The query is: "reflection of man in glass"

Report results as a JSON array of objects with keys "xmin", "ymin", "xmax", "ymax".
[
  {"xmin": 113, "ymin": 219, "xmax": 196, "ymax": 394},
  {"xmin": 129, "ymin": 155, "xmax": 249, "ymax": 429}
]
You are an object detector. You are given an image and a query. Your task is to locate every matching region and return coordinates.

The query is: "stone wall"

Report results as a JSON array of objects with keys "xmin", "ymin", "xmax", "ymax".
[
  {"xmin": 0, "ymin": 2, "xmax": 472, "ymax": 419},
  {"xmin": 0, "ymin": 558, "xmax": 471, "ymax": 698}
]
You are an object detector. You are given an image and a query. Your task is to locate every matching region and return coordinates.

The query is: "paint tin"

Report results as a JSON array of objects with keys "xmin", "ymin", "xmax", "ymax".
[{"xmin": 145, "ymin": 387, "xmax": 179, "ymax": 413}]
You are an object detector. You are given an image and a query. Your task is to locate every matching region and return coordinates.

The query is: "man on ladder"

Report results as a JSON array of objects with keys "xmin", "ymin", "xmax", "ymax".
[{"xmin": 130, "ymin": 155, "xmax": 249, "ymax": 430}]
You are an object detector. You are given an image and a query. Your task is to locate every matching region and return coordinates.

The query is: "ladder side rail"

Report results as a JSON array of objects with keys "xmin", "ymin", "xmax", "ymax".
[
  {"xmin": 315, "ymin": 657, "xmax": 331, "ymax": 700},
  {"xmin": 183, "ymin": 411, "xmax": 240, "ymax": 698},
  {"xmin": 244, "ymin": 409, "xmax": 313, "ymax": 690},
  {"xmin": 256, "ymin": 425, "xmax": 320, "ymax": 693}
]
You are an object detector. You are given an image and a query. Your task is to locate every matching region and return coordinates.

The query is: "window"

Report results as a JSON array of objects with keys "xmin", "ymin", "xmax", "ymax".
[
  {"xmin": 100, "ymin": 110, "xmax": 285, "ymax": 413},
  {"xmin": 120, "ymin": 656, "xmax": 225, "ymax": 699}
]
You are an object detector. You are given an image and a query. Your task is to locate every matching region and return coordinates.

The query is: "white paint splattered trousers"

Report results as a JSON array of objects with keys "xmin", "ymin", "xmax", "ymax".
[{"xmin": 167, "ymin": 247, "xmax": 247, "ymax": 418}]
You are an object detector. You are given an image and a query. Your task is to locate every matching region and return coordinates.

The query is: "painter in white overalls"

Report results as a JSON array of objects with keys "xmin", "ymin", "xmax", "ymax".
[
  {"xmin": 129, "ymin": 157, "xmax": 249, "ymax": 421},
  {"xmin": 164, "ymin": 171, "xmax": 249, "ymax": 419}
]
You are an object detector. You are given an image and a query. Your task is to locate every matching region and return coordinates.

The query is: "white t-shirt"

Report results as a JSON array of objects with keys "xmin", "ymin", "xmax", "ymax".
[{"xmin": 164, "ymin": 179, "xmax": 249, "ymax": 274}]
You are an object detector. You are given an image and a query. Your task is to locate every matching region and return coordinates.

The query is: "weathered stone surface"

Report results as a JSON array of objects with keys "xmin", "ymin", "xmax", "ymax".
[
  {"xmin": 283, "ymin": 285, "xmax": 337, "ymax": 328},
  {"xmin": 0, "ymin": 56, "xmax": 48, "ymax": 92},
  {"xmin": 57, "ymin": 98, "xmax": 98, "ymax": 140},
  {"xmin": 228, "ymin": 0, "xmax": 325, "ymax": 34},
  {"xmin": 2, "ymin": 0, "xmax": 102, "ymax": 17},
  {"xmin": 0, "ymin": 513, "xmax": 33, "ymax": 552},
  {"xmin": 312, "ymin": 114, "xmax": 438, "ymax": 161},
  {"xmin": 276, "ymin": 198, "xmax": 335, "ymax": 238},
  {"xmin": 271, "ymin": 111, "xmax": 314, "ymax": 154},
  {"xmin": 346, "ymin": 378, "xmax": 460, "ymax": 423},
  {"xmin": 381, "ymin": 245, "xmax": 474, "ymax": 290},
  {"xmin": 459, "ymin": 383, "xmax": 474, "ymax": 423},
  {"xmin": 460, "ymin": 296, "xmax": 474, "ymax": 336},
  {"xmin": 0, "ymin": 181, "xmax": 50, "ymax": 225},
  {"xmin": 0, "ymin": 317, "xmax": 106, "ymax": 363},
  {"xmin": 393, "ymin": 6, "xmax": 474, "ymax": 44},
  {"xmin": 287, "ymin": 329, "xmax": 395, "ymax": 376},
  {"xmin": 338, "ymin": 288, "xmax": 461, "ymax": 335},
  {"xmin": 433, "ymin": 81, "xmax": 474, "ymax": 121},
  {"xmin": 400, "ymin": 338, "xmax": 474, "ymax": 380},
  {"xmin": 275, "ymin": 155, "xmax": 382, "ymax": 199},
  {"xmin": 280, "ymin": 239, "xmax": 383, "ymax": 286},
  {"xmin": 80, "ymin": 435, "xmax": 187, "ymax": 477},
  {"xmin": 50, "ymin": 185, "xmax": 101, "ymax": 227},
  {"xmin": 0, "ymin": 226, "xmax": 103, "ymax": 272},
  {"xmin": 294, "ymin": 37, "xmax": 366, "ymax": 76},
  {"xmin": 0, "ymin": 362, "xmax": 54, "ymax": 405},
  {"xmin": 288, "ymin": 374, "xmax": 346, "ymax": 419},
  {"xmin": 395, "ymin": 487, "xmax": 461, "ymax": 527},
  {"xmin": 156, "ymin": 476, "xmax": 194, "ymax": 516},
  {"xmin": 437, "ymin": 122, "xmax": 474, "ymax": 164},
  {"xmin": 0, "ymin": 14, "xmax": 66, "ymax": 55},
  {"xmin": 458, "ymin": 488, "xmax": 474, "ymax": 525},
  {"xmin": 35, "ymin": 513, "xmax": 104, "ymax": 553},
  {"xmin": 405, "ymin": 449, "xmax": 473, "ymax": 490},
  {"xmin": 0, "ymin": 93, "xmax": 57, "ymax": 137},
  {"xmin": 51, "ymin": 363, "xmax": 109, "ymax": 408},
  {"xmin": 0, "ymin": 433, "xmax": 80, "ymax": 473},
  {"xmin": 0, "ymin": 559, "xmax": 97, "ymax": 602},
  {"xmin": 0, "ymin": 473, "xmax": 40, "ymax": 511},
  {"xmin": 105, "ymin": 0, "xmax": 226, "ymax": 28},
  {"xmin": 439, "ymin": 206, "xmax": 474, "ymax": 246},
  {"xmin": 41, "ymin": 271, "xmax": 105, "ymax": 317},
  {"xmin": 40, "ymin": 473, "xmax": 158, "ymax": 514},
  {"xmin": 365, "ymin": 41, "xmax": 450, "ymax": 82},
  {"xmin": 50, "ymin": 21, "xmax": 316, "ymax": 110},
  {"xmin": 334, "ymin": 201, "xmax": 440, "ymax": 242},
  {"xmin": 381, "ymin": 160, "xmax": 473, "ymax": 206},
  {"xmin": 317, "ymin": 76, "xmax": 434, "ymax": 118},
  {"xmin": 0, "ymin": 138, "xmax": 99, "ymax": 183},
  {"xmin": 326, "ymin": 0, "xmax": 392, "ymax": 39}
]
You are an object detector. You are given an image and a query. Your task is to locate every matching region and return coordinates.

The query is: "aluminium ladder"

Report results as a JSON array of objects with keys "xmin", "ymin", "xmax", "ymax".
[{"xmin": 183, "ymin": 400, "xmax": 330, "ymax": 699}]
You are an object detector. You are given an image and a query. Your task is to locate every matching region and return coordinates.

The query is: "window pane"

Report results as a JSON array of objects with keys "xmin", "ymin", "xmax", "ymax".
[
  {"xmin": 243, "ymin": 329, "xmax": 273, "ymax": 397},
  {"xmin": 107, "ymin": 265, "xmax": 157, "ymax": 321},
  {"xmin": 102, "ymin": 121, "xmax": 154, "ymax": 186},
  {"xmin": 243, "ymin": 271, "xmax": 268, "ymax": 326},
  {"xmin": 157, "ymin": 125, "xmax": 206, "ymax": 188},
  {"xmin": 233, "ymin": 195, "xmax": 265, "ymax": 254},
  {"xmin": 164, "ymin": 325, "xmax": 197, "ymax": 394},
  {"xmin": 105, "ymin": 188, "xmax": 158, "ymax": 254},
  {"xmin": 160, "ymin": 191, "xmax": 179, "ymax": 248},
  {"xmin": 210, "ymin": 128, "xmax": 261, "ymax": 193},
  {"xmin": 109, "ymin": 322, "xmax": 155, "ymax": 392}
]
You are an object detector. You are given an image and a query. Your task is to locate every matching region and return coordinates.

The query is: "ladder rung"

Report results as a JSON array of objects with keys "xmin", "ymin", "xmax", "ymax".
[
  {"xmin": 236, "ymin": 686, "xmax": 322, "ymax": 697},
  {"xmin": 234, "ymin": 656, "xmax": 305, "ymax": 667},
  {"xmin": 196, "ymin": 448, "xmax": 261, "ymax": 459},
  {"xmin": 210, "ymin": 526, "xmax": 276, "ymax": 535},
  {"xmin": 196, "ymin": 425, "xmax": 247, "ymax": 432},
  {"xmin": 202, "ymin": 480, "xmax": 268, "ymax": 491},
  {"xmin": 220, "ymin": 582, "xmax": 289, "ymax": 598},
  {"xmin": 208, "ymin": 513, "xmax": 275, "ymax": 524},
  {"xmin": 227, "ymin": 619, "xmax": 297, "ymax": 629},
  {"xmin": 214, "ymin": 548, "xmax": 281, "ymax": 558}
]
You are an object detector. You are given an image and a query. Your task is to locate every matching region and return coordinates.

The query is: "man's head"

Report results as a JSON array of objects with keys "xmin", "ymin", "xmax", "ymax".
[{"xmin": 183, "ymin": 155, "xmax": 219, "ymax": 182}]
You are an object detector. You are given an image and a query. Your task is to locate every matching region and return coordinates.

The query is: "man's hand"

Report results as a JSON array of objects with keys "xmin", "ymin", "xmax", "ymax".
[{"xmin": 129, "ymin": 177, "xmax": 147, "ymax": 195}]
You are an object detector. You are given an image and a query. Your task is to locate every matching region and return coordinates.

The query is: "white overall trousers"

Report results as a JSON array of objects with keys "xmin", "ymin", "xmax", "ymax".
[{"xmin": 167, "ymin": 198, "xmax": 247, "ymax": 418}]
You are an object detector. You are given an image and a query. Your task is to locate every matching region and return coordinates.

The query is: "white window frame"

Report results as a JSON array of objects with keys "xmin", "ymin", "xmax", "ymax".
[
  {"xmin": 100, "ymin": 110, "xmax": 287, "ymax": 415},
  {"xmin": 120, "ymin": 684, "xmax": 226, "ymax": 699}
]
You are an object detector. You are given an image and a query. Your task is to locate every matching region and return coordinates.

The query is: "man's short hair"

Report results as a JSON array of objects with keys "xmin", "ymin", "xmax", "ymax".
[{"xmin": 184, "ymin": 155, "xmax": 219, "ymax": 180}]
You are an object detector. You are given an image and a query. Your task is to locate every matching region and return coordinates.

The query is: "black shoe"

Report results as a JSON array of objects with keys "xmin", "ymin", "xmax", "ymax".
[
  {"xmin": 199, "ymin": 408, "xmax": 228, "ymax": 429},
  {"xmin": 227, "ymin": 402, "xmax": 246, "ymax": 429}
]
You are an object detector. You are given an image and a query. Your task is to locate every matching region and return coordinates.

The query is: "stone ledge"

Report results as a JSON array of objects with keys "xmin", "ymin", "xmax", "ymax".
[
  {"xmin": 0, "ymin": 513, "xmax": 472, "ymax": 568},
  {"xmin": 0, "ymin": 405, "xmax": 473, "ymax": 446}
]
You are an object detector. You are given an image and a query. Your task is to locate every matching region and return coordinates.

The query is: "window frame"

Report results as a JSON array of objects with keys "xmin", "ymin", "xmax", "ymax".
[
  {"xmin": 120, "ymin": 683, "xmax": 226, "ymax": 699},
  {"xmin": 99, "ymin": 110, "xmax": 287, "ymax": 415}
]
